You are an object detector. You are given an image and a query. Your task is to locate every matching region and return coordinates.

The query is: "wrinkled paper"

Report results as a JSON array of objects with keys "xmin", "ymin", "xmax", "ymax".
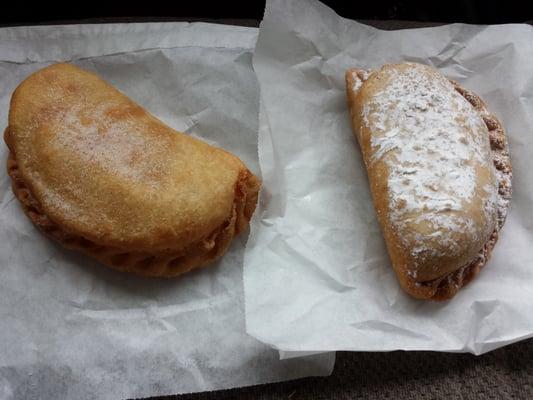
[
  {"xmin": 0, "ymin": 22, "xmax": 335, "ymax": 400},
  {"xmin": 245, "ymin": 0, "xmax": 533, "ymax": 355}
]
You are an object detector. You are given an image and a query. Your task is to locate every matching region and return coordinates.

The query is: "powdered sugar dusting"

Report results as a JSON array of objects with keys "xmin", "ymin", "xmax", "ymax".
[
  {"xmin": 351, "ymin": 70, "xmax": 370, "ymax": 92},
  {"xmin": 56, "ymin": 101, "xmax": 168, "ymax": 190},
  {"xmin": 361, "ymin": 63, "xmax": 498, "ymax": 268},
  {"xmin": 352, "ymin": 73, "xmax": 363, "ymax": 91}
]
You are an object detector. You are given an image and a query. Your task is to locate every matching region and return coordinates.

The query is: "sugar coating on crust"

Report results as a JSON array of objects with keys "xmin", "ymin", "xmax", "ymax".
[
  {"xmin": 362, "ymin": 66, "xmax": 497, "ymax": 264},
  {"xmin": 348, "ymin": 65, "xmax": 512, "ymax": 300},
  {"xmin": 360, "ymin": 64, "xmax": 497, "ymax": 271},
  {"xmin": 422, "ymin": 82, "xmax": 512, "ymax": 300}
]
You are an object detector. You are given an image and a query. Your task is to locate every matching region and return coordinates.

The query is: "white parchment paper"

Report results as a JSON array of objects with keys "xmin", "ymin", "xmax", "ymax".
[
  {"xmin": 245, "ymin": 0, "xmax": 533, "ymax": 355},
  {"xmin": 0, "ymin": 22, "xmax": 334, "ymax": 400}
]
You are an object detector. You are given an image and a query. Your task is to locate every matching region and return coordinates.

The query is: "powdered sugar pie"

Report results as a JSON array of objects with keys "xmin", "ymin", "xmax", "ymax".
[{"xmin": 346, "ymin": 62, "xmax": 511, "ymax": 300}]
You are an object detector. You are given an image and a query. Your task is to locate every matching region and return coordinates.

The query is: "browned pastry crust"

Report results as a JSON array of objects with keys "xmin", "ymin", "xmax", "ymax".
[
  {"xmin": 4, "ymin": 64, "xmax": 261, "ymax": 277},
  {"xmin": 346, "ymin": 66, "xmax": 512, "ymax": 300},
  {"xmin": 5, "ymin": 141, "xmax": 259, "ymax": 277}
]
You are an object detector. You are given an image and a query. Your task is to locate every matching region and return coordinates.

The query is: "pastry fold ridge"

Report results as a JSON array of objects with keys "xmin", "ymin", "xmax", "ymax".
[
  {"xmin": 345, "ymin": 63, "xmax": 511, "ymax": 300},
  {"xmin": 5, "ymin": 63, "xmax": 260, "ymax": 277}
]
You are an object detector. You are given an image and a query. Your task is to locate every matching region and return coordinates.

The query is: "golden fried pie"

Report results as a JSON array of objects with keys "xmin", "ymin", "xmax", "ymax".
[{"xmin": 4, "ymin": 63, "xmax": 260, "ymax": 277}]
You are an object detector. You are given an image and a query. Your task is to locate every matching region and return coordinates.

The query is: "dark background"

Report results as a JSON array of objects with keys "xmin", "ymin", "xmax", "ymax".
[{"xmin": 1, "ymin": 1, "xmax": 533, "ymax": 26}]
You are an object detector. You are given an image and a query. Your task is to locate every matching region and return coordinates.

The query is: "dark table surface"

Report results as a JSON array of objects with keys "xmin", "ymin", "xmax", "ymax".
[
  {"xmin": 3, "ymin": 17, "xmax": 531, "ymax": 400},
  {"xmin": 169, "ymin": 340, "xmax": 533, "ymax": 400}
]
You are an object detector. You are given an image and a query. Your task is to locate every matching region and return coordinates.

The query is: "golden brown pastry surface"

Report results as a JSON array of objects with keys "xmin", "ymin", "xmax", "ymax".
[
  {"xmin": 345, "ymin": 63, "xmax": 511, "ymax": 300},
  {"xmin": 5, "ymin": 63, "xmax": 260, "ymax": 277}
]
